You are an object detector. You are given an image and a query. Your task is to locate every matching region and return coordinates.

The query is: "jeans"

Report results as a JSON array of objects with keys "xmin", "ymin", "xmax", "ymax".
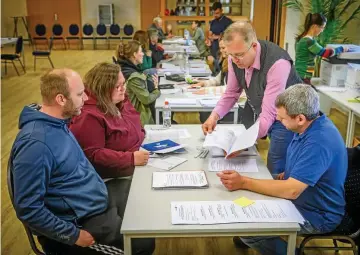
[
  {"xmin": 267, "ymin": 120, "xmax": 295, "ymax": 174},
  {"xmin": 240, "ymin": 221, "xmax": 322, "ymax": 255}
]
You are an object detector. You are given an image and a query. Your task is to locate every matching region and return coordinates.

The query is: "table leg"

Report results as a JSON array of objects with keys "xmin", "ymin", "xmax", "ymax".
[
  {"xmin": 287, "ymin": 232, "xmax": 297, "ymax": 255},
  {"xmin": 346, "ymin": 111, "xmax": 355, "ymax": 147},
  {"xmin": 156, "ymin": 109, "xmax": 160, "ymax": 125},
  {"xmin": 233, "ymin": 108, "xmax": 238, "ymax": 124},
  {"xmin": 123, "ymin": 235, "xmax": 132, "ymax": 255}
]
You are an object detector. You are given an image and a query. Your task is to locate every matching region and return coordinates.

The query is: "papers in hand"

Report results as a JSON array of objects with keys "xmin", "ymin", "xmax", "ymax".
[
  {"xmin": 210, "ymin": 146, "xmax": 258, "ymax": 157},
  {"xmin": 171, "ymin": 200, "xmax": 305, "ymax": 224},
  {"xmin": 203, "ymin": 121, "xmax": 260, "ymax": 159},
  {"xmin": 208, "ymin": 158, "xmax": 259, "ymax": 172},
  {"xmin": 152, "ymin": 171, "xmax": 209, "ymax": 189},
  {"xmin": 148, "ymin": 156, "xmax": 187, "ymax": 171},
  {"xmin": 146, "ymin": 128, "xmax": 191, "ymax": 140},
  {"xmin": 142, "ymin": 139, "xmax": 186, "ymax": 154}
]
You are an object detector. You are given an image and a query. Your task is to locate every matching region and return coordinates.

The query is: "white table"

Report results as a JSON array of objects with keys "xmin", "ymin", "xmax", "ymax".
[
  {"xmin": 316, "ymin": 86, "xmax": 360, "ymax": 146},
  {"xmin": 163, "ymin": 44, "xmax": 199, "ymax": 55},
  {"xmin": 162, "ymin": 37, "xmax": 195, "ymax": 45},
  {"xmin": 121, "ymin": 125, "xmax": 300, "ymax": 255},
  {"xmin": 156, "ymin": 77, "xmax": 239, "ymax": 124}
]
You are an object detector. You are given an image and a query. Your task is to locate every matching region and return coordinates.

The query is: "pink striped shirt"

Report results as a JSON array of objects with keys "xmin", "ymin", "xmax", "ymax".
[{"xmin": 213, "ymin": 42, "xmax": 291, "ymax": 138}]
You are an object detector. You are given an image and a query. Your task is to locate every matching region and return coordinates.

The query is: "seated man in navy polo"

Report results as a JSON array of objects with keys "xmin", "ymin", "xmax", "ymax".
[
  {"xmin": 209, "ymin": 2, "xmax": 232, "ymax": 58},
  {"xmin": 217, "ymin": 84, "xmax": 347, "ymax": 254}
]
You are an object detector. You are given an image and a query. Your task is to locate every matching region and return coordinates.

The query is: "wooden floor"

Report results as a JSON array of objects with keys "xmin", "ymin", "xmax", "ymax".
[{"xmin": 1, "ymin": 45, "xmax": 357, "ymax": 255}]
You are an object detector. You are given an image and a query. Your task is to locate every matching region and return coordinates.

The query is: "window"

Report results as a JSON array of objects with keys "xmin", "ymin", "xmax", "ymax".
[{"xmin": 98, "ymin": 4, "xmax": 114, "ymax": 25}]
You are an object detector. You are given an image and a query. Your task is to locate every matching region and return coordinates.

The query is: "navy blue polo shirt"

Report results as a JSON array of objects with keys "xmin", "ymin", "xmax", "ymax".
[
  {"xmin": 209, "ymin": 15, "xmax": 232, "ymax": 57},
  {"xmin": 284, "ymin": 113, "xmax": 347, "ymax": 233}
]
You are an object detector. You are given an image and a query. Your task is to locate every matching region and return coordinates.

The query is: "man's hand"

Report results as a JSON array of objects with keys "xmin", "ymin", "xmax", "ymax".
[
  {"xmin": 190, "ymin": 81, "xmax": 205, "ymax": 88},
  {"xmin": 75, "ymin": 230, "xmax": 95, "ymax": 247},
  {"xmin": 277, "ymin": 172, "xmax": 285, "ymax": 180},
  {"xmin": 202, "ymin": 113, "xmax": 219, "ymax": 135},
  {"xmin": 217, "ymin": 170, "xmax": 246, "ymax": 191},
  {"xmin": 134, "ymin": 151, "xmax": 150, "ymax": 166}
]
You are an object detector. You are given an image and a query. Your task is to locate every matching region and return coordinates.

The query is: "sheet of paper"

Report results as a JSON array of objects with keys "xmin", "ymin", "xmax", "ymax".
[
  {"xmin": 146, "ymin": 128, "xmax": 191, "ymax": 140},
  {"xmin": 166, "ymin": 98, "xmax": 197, "ymax": 105},
  {"xmin": 208, "ymin": 158, "xmax": 259, "ymax": 172},
  {"xmin": 171, "ymin": 200, "xmax": 305, "ymax": 225},
  {"xmin": 315, "ymin": 86, "xmax": 347, "ymax": 92},
  {"xmin": 159, "ymin": 88, "xmax": 182, "ymax": 95},
  {"xmin": 228, "ymin": 121, "xmax": 260, "ymax": 156},
  {"xmin": 199, "ymin": 98, "xmax": 219, "ymax": 107},
  {"xmin": 148, "ymin": 156, "xmax": 187, "ymax": 171},
  {"xmin": 203, "ymin": 128, "xmax": 235, "ymax": 155},
  {"xmin": 211, "ymin": 145, "xmax": 258, "ymax": 157},
  {"xmin": 152, "ymin": 171, "xmax": 208, "ymax": 188},
  {"xmin": 161, "ymin": 63, "xmax": 178, "ymax": 69},
  {"xmin": 234, "ymin": 197, "xmax": 255, "ymax": 207}
]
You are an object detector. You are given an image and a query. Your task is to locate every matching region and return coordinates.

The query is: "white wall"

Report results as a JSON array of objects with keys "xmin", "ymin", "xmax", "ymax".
[{"xmin": 283, "ymin": 7, "xmax": 303, "ymax": 60}]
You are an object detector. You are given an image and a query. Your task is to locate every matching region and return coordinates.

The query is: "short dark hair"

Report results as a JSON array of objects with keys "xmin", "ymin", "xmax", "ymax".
[
  {"xmin": 194, "ymin": 20, "xmax": 202, "ymax": 27},
  {"xmin": 212, "ymin": 2, "xmax": 222, "ymax": 11}
]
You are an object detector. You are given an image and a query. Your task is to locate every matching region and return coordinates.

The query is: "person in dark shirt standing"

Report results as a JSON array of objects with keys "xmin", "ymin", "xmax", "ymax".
[{"xmin": 209, "ymin": 2, "xmax": 232, "ymax": 58}]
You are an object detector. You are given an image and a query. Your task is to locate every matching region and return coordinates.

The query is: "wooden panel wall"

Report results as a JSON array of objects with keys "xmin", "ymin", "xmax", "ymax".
[{"xmin": 140, "ymin": 0, "xmax": 160, "ymax": 30}]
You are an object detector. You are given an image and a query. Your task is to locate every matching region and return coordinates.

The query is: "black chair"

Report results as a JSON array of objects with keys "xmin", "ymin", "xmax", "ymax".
[
  {"xmin": 94, "ymin": 24, "xmax": 107, "ymax": 50},
  {"xmin": 112, "ymin": 56, "xmax": 117, "ymax": 64},
  {"xmin": 1, "ymin": 36, "xmax": 26, "ymax": 76},
  {"xmin": 66, "ymin": 24, "xmax": 81, "ymax": 49},
  {"xmin": 52, "ymin": 24, "xmax": 66, "ymax": 50},
  {"xmin": 108, "ymin": 24, "xmax": 121, "ymax": 49},
  {"xmin": 122, "ymin": 24, "xmax": 134, "ymax": 40},
  {"xmin": 33, "ymin": 24, "xmax": 48, "ymax": 50},
  {"xmin": 32, "ymin": 37, "xmax": 54, "ymax": 71},
  {"xmin": 81, "ymin": 23, "xmax": 94, "ymax": 50},
  {"xmin": 7, "ymin": 140, "xmax": 124, "ymax": 255},
  {"xmin": 299, "ymin": 146, "xmax": 360, "ymax": 254}
]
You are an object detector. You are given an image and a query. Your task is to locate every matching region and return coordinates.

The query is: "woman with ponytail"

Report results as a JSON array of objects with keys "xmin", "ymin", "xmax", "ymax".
[{"xmin": 295, "ymin": 13, "xmax": 348, "ymax": 84}]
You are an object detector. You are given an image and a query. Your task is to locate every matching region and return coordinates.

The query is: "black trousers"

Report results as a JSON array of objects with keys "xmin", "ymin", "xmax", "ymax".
[{"xmin": 38, "ymin": 178, "xmax": 155, "ymax": 255}]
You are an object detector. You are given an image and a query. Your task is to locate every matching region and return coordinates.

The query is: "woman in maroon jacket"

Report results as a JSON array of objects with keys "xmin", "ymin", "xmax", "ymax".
[{"xmin": 69, "ymin": 62, "xmax": 150, "ymax": 178}]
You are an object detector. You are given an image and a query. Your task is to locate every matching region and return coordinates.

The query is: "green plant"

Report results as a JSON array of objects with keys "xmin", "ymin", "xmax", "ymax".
[{"xmin": 283, "ymin": 0, "xmax": 360, "ymax": 75}]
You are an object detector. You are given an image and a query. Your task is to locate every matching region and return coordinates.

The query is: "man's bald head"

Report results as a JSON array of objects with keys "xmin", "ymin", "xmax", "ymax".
[{"xmin": 40, "ymin": 68, "xmax": 81, "ymax": 104}]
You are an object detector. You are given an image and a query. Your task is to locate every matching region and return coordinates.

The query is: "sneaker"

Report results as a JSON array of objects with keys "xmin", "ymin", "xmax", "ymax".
[{"xmin": 233, "ymin": 236, "xmax": 249, "ymax": 249}]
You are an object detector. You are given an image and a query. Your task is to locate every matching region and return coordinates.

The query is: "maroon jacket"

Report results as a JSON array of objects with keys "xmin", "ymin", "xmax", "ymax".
[{"xmin": 69, "ymin": 94, "xmax": 145, "ymax": 178}]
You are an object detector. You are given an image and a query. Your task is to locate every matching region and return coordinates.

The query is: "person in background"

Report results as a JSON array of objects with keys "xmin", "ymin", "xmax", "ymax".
[
  {"xmin": 222, "ymin": 85, "xmax": 347, "ymax": 255},
  {"xmin": 208, "ymin": 2, "xmax": 232, "ymax": 58},
  {"xmin": 148, "ymin": 17, "xmax": 169, "ymax": 42},
  {"xmin": 69, "ymin": 62, "xmax": 149, "ymax": 179},
  {"xmin": 202, "ymin": 21, "xmax": 303, "ymax": 174},
  {"xmin": 165, "ymin": 23, "xmax": 174, "ymax": 38},
  {"xmin": 295, "ymin": 13, "xmax": 348, "ymax": 84},
  {"xmin": 148, "ymin": 30, "xmax": 166, "ymax": 68},
  {"xmin": 118, "ymin": 40, "xmax": 161, "ymax": 125},
  {"xmin": 10, "ymin": 68, "xmax": 155, "ymax": 255},
  {"xmin": 133, "ymin": 30, "xmax": 154, "ymax": 74},
  {"xmin": 191, "ymin": 37, "xmax": 228, "ymax": 88},
  {"xmin": 191, "ymin": 20, "xmax": 211, "ymax": 59}
]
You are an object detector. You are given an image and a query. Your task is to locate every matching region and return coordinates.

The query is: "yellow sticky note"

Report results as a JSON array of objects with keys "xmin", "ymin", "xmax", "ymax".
[{"xmin": 234, "ymin": 197, "xmax": 255, "ymax": 207}]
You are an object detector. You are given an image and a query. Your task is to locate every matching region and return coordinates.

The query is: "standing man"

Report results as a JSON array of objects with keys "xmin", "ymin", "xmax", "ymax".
[
  {"xmin": 209, "ymin": 2, "xmax": 232, "ymax": 58},
  {"xmin": 218, "ymin": 84, "xmax": 347, "ymax": 254},
  {"xmin": 202, "ymin": 21, "xmax": 303, "ymax": 174}
]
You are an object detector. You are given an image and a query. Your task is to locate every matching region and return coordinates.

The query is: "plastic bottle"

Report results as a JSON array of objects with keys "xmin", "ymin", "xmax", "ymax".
[{"xmin": 163, "ymin": 101, "xmax": 172, "ymax": 128}]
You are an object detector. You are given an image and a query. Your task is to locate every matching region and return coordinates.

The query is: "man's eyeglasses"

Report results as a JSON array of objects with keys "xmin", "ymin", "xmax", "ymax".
[{"xmin": 228, "ymin": 43, "xmax": 253, "ymax": 60}]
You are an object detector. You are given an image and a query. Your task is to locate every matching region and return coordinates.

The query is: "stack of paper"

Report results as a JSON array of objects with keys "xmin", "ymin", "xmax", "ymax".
[
  {"xmin": 146, "ymin": 128, "xmax": 191, "ymax": 140},
  {"xmin": 199, "ymin": 98, "xmax": 219, "ymax": 107},
  {"xmin": 152, "ymin": 171, "xmax": 209, "ymax": 189},
  {"xmin": 171, "ymin": 200, "xmax": 305, "ymax": 224},
  {"xmin": 166, "ymin": 98, "xmax": 197, "ymax": 105},
  {"xmin": 208, "ymin": 158, "xmax": 259, "ymax": 172},
  {"xmin": 148, "ymin": 156, "xmax": 187, "ymax": 171}
]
